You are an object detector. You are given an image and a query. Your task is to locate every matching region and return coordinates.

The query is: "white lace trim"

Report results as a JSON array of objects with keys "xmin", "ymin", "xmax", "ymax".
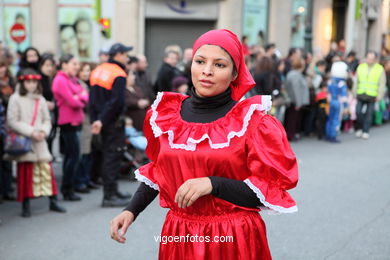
[
  {"xmin": 150, "ymin": 92, "xmax": 272, "ymax": 151},
  {"xmin": 134, "ymin": 169, "xmax": 159, "ymax": 191},
  {"xmin": 244, "ymin": 179, "xmax": 298, "ymax": 214}
]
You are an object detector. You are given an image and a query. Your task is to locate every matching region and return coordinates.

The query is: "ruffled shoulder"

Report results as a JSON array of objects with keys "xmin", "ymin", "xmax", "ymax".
[{"xmin": 149, "ymin": 92, "xmax": 272, "ymax": 151}]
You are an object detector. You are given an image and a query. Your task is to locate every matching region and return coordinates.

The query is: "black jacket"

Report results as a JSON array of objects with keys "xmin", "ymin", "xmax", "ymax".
[
  {"xmin": 154, "ymin": 62, "xmax": 181, "ymax": 94},
  {"xmin": 89, "ymin": 60, "xmax": 126, "ymax": 126}
]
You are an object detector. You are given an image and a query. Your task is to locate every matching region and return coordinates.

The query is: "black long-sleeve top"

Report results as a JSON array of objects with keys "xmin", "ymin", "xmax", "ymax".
[{"xmin": 125, "ymin": 87, "xmax": 262, "ymax": 219}]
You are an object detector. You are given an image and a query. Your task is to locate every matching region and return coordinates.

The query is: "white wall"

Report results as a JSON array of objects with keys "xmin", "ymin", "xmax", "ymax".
[{"xmin": 31, "ymin": 0, "xmax": 57, "ymax": 53}]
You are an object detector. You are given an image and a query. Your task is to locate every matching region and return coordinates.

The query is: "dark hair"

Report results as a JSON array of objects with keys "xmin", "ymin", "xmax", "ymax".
[
  {"xmin": 287, "ymin": 47, "xmax": 298, "ymax": 58},
  {"xmin": 255, "ymin": 56, "xmax": 273, "ymax": 74},
  {"xmin": 366, "ymin": 50, "xmax": 378, "ymax": 58},
  {"xmin": 347, "ymin": 51, "xmax": 356, "ymax": 58},
  {"xmin": 39, "ymin": 53, "xmax": 56, "ymax": 72},
  {"xmin": 59, "ymin": 53, "xmax": 75, "ymax": 70},
  {"xmin": 265, "ymin": 43, "xmax": 276, "ymax": 52},
  {"xmin": 77, "ymin": 62, "xmax": 93, "ymax": 77},
  {"xmin": 19, "ymin": 47, "xmax": 41, "ymax": 71},
  {"xmin": 73, "ymin": 17, "xmax": 91, "ymax": 31},
  {"xmin": 0, "ymin": 57, "xmax": 13, "ymax": 79},
  {"xmin": 128, "ymin": 55, "xmax": 139, "ymax": 65},
  {"xmin": 18, "ymin": 68, "xmax": 42, "ymax": 96},
  {"xmin": 315, "ymin": 60, "xmax": 326, "ymax": 67}
]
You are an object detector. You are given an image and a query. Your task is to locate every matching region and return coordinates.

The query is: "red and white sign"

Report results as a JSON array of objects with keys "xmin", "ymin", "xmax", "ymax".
[{"xmin": 10, "ymin": 23, "xmax": 27, "ymax": 44}]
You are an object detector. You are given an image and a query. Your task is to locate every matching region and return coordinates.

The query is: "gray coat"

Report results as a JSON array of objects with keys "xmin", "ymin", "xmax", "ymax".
[{"xmin": 285, "ymin": 69, "xmax": 310, "ymax": 108}]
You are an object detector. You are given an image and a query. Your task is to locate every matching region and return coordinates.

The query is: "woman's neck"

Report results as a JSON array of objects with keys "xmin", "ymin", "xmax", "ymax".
[{"xmin": 179, "ymin": 87, "xmax": 237, "ymax": 123}]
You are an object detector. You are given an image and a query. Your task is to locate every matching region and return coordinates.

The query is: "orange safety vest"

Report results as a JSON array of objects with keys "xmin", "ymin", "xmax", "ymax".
[{"xmin": 90, "ymin": 63, "xmax": 127, "ymax": 90}]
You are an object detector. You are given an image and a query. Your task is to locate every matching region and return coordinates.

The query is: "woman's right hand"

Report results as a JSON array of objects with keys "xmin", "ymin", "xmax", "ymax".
[{"xmin": 110, "ymin": 211, "xmax": 135, "ymax": 243}]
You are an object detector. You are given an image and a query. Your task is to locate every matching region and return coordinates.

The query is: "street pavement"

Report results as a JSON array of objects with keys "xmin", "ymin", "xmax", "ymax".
[{"xmin": 0, "ymin": 124, "xmax": 389, "ymax": 260}]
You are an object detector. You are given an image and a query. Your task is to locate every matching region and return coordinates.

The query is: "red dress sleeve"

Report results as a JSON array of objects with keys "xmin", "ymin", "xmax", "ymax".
[
  {"xmin": 134, "ymin": 108, "xmax": 160, "ymax": 191},
  {"xmin": 244, "ymin": 114, "xmax": 298, "ymax": 213}
]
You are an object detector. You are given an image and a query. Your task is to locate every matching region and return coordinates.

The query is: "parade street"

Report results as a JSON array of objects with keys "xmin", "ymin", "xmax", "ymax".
[{"xmin": 1, "ymin": 123, "xmax": 389, "ymax": 260}]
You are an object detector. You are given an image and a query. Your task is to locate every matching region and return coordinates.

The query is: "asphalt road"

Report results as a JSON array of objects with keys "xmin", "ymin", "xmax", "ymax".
[{"xmin": 1, "ymin": 124, "xmax": 389, "ymax": 260}]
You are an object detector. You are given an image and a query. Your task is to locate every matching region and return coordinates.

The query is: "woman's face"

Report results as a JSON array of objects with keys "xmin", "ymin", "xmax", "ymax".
[
  {"xmin": 76, "ymin": 20, "xmax": 91, "ymax": 53},
  {"xmin": 24, "ymin": 79, "xmax": 38, "ymax": 93},
  {"xmin": 63, "ymin": 57, "xmax": 80, "ymax": 77},
  {"xmin": 61, "ymin": 27, "xmax": 78, "ymax": 56},
  {"xmin": 191, "ymin": 45, "xmax": 236, "ymax": 98},
  {"xmin": 41, "ymin": 59, "xmax": 55, "ymax": 77},
  {"xmin": 126, "ymin": 71, "xmax": 135, "ymax": 86},
  {"xmin": 26, "ymin": 49, "xmax": 39, "ymax": 64},
  {"xmin": 78, "ymin": 64, "xmax": 91, "ymax": 81}
]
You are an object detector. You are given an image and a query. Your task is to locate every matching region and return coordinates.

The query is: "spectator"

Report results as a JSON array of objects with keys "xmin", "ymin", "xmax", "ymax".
[
  {"xmin": 126, "ymin": 55, "xmax": 139, "ymax": 73},
  {"xmin": 154, "ymin": 50, "xmax": 181, "ymax": 93},
  {"xmin": 284, "ymin": 57, "xmax": 310, "ymax": 141},
  {"xmin": 135, "ymin": 54, "xmax": 155, "ymax": 102},
  {"xmin": 253, "ymin": 56, "xmax": 278, "ymax": 96},
  {"xmin": 354, "ymin": 51, "xmax": 386, "ymax": 139},
  {"xmin": 89, "ymin": 43, "xmax": 133, "ymax": 207},
  {"xmin": 125, "ymin": 70, "xmax": 150, "ymax": 131},
  {"xmin": 53, "ymin": 54, "xmax": 88, "ymax": 201},
  {"xmin": 18, "ymin": 47, "xmax": 41, "ymax": 74},
  {"xmin": 98, "ymin": 49, "xmax": 109, "ymax": 64},
  {"xmin": 172, "ymin": 76, "xmax": 189, "ymax": 95},
  {"xmin": 0, "ymin": 58, "xmax": 15, "ymax": 201},
  {"xmin": 7, "ymin": 68, "xmax": 66, "ymax": 217},
  {"xmin": 284, "ymin": 47, "xmax": 302, "ymax": 76},
  {"xmin": 39, "ymin": 53, "xmax": 57, "ymax": 154},
  {"xmin": 346, "ymin": 51, "xmax": 359, "ymax": 74},
  {"xmin": 75, "ymin": 62, "xmax": 98, "ymax": 193}
]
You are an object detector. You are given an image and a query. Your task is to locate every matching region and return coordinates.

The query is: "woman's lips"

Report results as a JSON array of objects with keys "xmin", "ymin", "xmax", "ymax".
[{"xmin": 199, "ymin": 79, "xmax": 214, "ymax": 87}]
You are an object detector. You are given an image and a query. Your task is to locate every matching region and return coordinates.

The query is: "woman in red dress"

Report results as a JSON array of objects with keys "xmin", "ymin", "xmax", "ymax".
[{"xmin": 110, "ymin": 30, "xmax": 298, "ymax": 260}]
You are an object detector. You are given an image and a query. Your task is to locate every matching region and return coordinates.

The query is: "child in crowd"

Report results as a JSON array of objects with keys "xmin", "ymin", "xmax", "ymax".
[
  {"xmin": 6, "ymin": 68, "xmax": 66, "ymax": 217},
  {"xmin": 125, "ymin": 117, "xmax": 147, "ymax": 151},
  {"xmin": 172, "ymin": 76, "xmax": 189, "ymax": 95},
  {"xmin": 343, "ymin": 84, "xmax": 357, "ymax": 133},
  {"xmin": 325, "ymin": 62, "xmax": 349, "ymax": 143},
  {"xmin": 315, "ymin": 82, "xmax": 328, "ymax": 140}
]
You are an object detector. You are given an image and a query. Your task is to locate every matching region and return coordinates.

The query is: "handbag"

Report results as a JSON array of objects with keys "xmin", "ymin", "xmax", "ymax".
[{"xmin": 4, "ymin": 98, "xmax": 40, "ymax": 156}]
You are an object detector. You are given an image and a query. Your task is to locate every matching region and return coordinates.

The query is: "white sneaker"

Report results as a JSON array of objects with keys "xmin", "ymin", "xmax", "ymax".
[
  {"xmin": 362, "ymin": 133, "xmax": 370, "ymax": 139},
  {"xmin": 355, "ymin": 130, "xmax": 363, "ymax": 138}
]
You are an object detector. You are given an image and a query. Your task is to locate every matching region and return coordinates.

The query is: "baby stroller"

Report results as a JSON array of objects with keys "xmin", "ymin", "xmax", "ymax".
[{"xmin": 119, "ymin": 136, "xmax": 149, "ymax": 181}]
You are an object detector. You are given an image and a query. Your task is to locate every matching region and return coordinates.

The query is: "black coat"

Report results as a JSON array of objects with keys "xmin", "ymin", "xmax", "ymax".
[{"xmin": 154, "ymin": 62, "xmax": 181, "ymax": 94}]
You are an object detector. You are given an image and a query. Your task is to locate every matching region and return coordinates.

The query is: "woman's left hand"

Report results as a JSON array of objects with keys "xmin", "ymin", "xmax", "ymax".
[{"xmin": 174, "ymin": 177, "xmax": 212, "ymax": 208}]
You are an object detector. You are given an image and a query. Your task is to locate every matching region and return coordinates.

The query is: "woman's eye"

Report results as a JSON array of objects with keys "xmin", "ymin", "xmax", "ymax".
[
  {"xmin": 195, "ymin": 60, "xmax": 204, "ymax": 64},
  {"xmin": 215, "ymin": 63, "xmax": 226, "ymax": 68}
]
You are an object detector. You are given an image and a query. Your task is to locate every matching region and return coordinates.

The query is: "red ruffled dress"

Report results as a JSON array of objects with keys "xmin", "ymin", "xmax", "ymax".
[{"xmin": 135, "ymin": 92, "xmax": 298, "ymax": 260}]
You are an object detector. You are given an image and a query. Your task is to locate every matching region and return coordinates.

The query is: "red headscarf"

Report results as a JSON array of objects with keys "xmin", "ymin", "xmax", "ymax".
[{"xmin": 192, "ymin": 29, "xmax": 255, "ymax": 101}]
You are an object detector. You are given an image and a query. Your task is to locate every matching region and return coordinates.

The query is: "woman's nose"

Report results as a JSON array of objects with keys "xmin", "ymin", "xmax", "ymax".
[{"xmin": 202, "ymin": 63, "xmax": 213, "ymax": 76}]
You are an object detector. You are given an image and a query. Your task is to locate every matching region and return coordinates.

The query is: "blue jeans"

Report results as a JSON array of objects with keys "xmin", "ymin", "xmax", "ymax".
[
  {"xmin": 356, "ymin": 100, "xmax": 375, "ymax": 133},
  {"xmin": 75, "ymin": 154, "xmax": 91, "ymax": 188},
  {"xmin": 60, "ymin": 130, "xmax": 80, "ymax": 193}
]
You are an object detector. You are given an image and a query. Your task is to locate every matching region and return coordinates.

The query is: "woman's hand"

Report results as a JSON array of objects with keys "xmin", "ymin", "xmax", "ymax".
[
  {"xmin": 110, "ymin": 211, "xmax": 135, "ymax": 244},
  {"xmin": 174, "ymin": 177, "xmax": 212, "ymax": 208}
]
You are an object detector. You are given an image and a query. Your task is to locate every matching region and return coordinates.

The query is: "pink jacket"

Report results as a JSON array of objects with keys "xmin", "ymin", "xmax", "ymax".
[{"xmin": 52, "ymin": 71, "xmax": 89, "ymax": 126}]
